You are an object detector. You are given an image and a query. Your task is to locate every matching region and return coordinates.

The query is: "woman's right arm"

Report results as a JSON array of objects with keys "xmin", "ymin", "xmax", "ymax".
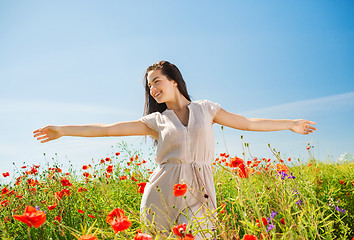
[{"xmin": 33, "ymin": 120, "xmax": 158, "ymax": 143}]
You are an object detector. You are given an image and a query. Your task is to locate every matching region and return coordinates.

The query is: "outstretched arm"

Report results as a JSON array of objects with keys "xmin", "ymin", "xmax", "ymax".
[
  {"xmin": 33, "ymin": 120, "xmax": 158, "ymax": 143},
  {"xmin": 213, "ymin": 108, "xmax": 317, "ymax": 134}
]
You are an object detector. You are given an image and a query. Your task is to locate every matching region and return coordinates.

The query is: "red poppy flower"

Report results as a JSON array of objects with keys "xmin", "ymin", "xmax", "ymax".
[
  {"xmin": 54, "ymin": 191, "xmax": 64, "ymax": 200},
  {"xmin": 107, "ymin": 165, "xmax": 113, "ymax": 173},
  {"xmin": 106, "ymin": 208, "xmax": 132, "ymax": 233},
  {"xmin": 100, "ymin": 159, "xmax": 105, "ymax": 164},
  {"xmin": 119, "ymin": 176, "xmax": 127, "ymax": 180},
  {"xmin": 137, "ymin": 182, "xmax": 146, "ymax": 194},
  {"xmin": 1, "ymin": 200, "xmax": 10, "ymax": 207},
  {"xmin": 219, "ymin": 203, "xmax": 226, "ymax": 214},
  {"xmin": 229, "ymin": 157, "xmax": 244, "ymax": 168},
  {"xmin": 131, "ymin": 176, "xmax": 138, "ymax": 182},
  {"xmin": 2, "ymin": 172, "xmax": 9, "ymax": 177},
  {"xmin": 61, "ymin": 189, "xmax": 71, "ymax": 196},
  {"xmin": 243, "ymin": 234, "xmax": 258, "ymax": 240},
  {"xmin": 276, "ymin": 164, "xmax": 289, "ymax": 174},
  {"xmin": 55, "ymin": 215, "xmax": 62, "ymax": 222},
  {"xmin": 82, "ymin": 165, "xmax": 88, "ymax": 170},
  {"xmin": 78, "ymin": 209, "xmax": 85, "ymax": 214},
  {"xmin": 88, "ymin": 214, "xmax": 95, "ymax": 218},
  {"xmin": 238, "ymin": 164, "xmax": 249, "ymax": 178},
  {"xmin": 174, "ymin": 183, "xmax": 187, "ymax": 197},
  {"xmin": 13, "ymin": 206, "xmax": 46, "ymax": 228},
  {"xmin": 1, "ymin": 186, "xmax": 10, "ymax": 195},
  {"xmin": 78, "ymin": 187, "xmax": 88, "ymax": 192},
  {"xmin": 105, "ymin": 157, "xmax": 111, "ymax": 162},
  {"xmin": 339, "ymin": 180, "xmax": 346, "ymax": 185},
  {"xmin": 134, "ymin": 233, "xmax": 153, "ymax": 240},
  {"xmin": 256, "ymin": 217, "xmax": 268, "ymax": 227},
  {"xmin": 280, "ymin": 218, "xmax": 285, "ymax": 224},
  {"xmin": 78, "ymin": 234, "xmax": 98, "ymax": 240},
  {"xmin": 61, "ymin": 178, "xmax": 72, "ymax": 187},
  {"xmin": 115, "ymin": 152, "xmax": 120, "ymax": 156},
  {"xmin": 173, "ymin": 223, "xmax": 187, "ymax": 237},
  {"xmin": 47, "ymin": 203, "xmax": 57, "ymax": 210}
]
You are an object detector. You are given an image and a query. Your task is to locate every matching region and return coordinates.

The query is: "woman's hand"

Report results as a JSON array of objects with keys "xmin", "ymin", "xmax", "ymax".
[
  {"xmin": 290, "ymin": 119, "xmax": 317, "ymax": 135},
  {"xmin": 33, "ymin": 126, "xmax": 63, "ymax": 143}
]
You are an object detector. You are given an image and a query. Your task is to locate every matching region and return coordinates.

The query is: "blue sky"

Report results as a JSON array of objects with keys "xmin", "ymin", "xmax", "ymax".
[{"xmin": 0, "ymin": 1, "xmax": 353, "ymax": 177}]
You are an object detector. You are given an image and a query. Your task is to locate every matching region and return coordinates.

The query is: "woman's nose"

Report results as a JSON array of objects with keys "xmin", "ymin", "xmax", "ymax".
[{"xmin": 150, "ymin": 84, "xmax": 156, "ymax": 91}]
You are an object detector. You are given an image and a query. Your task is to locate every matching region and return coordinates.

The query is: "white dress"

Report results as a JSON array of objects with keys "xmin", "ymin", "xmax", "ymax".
[{"xmin": 139, "ymin": 100, "xmax": 221, "ymax": 239}]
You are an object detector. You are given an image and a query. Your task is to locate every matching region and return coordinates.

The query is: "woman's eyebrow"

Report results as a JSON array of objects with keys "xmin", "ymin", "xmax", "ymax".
[{"xmin": 148, "ymin": 77, "xmax": 160, "ymax": 86}]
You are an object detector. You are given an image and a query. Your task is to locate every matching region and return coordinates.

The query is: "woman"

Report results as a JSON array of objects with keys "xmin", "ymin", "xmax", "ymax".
[{"xmin": 33, "ymin": 61, "xmax": 316, "ymax": 239}]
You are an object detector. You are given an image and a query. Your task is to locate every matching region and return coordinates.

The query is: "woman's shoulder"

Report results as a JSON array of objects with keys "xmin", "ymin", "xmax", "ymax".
[
  {"xmin": 193, "ymin": 99, "xmax": 222, "ymax": 116},
  {"xmin": 140, "ymin": 111, "xmax": 162, "ymax": 120},
  {"xmin": 193, "ymin": 99, "xmax": 220, "ymax": 106}
]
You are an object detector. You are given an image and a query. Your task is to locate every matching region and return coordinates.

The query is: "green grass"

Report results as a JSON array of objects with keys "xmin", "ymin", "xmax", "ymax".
[{"xmin": 0, "ymin": 141, "xmax": 353, "ymax": 240}]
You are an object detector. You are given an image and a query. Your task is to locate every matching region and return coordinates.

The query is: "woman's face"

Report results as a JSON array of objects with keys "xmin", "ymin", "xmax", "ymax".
[{"xmin": 147, "ymin": 69, "xmax": 178, "ymax": 104}]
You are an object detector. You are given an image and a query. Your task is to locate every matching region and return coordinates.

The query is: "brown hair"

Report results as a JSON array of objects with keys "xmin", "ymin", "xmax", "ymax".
[
  {"xmin": 143, "ymin": 61, "xmax": 191, "ymax": 116},
  {"xmin": 143, "ymin": 61, "xmax": 192, "ymax": 145}
]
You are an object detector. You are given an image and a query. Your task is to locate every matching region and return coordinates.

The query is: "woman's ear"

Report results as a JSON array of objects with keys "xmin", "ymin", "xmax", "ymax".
[{"xmin": 173, "ymin": 81, "xmax": 178, "ymax": 87}]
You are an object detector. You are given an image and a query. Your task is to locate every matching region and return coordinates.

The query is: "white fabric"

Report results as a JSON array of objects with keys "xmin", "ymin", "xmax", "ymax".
[{"xmin": 139, "ymin": 100, "xmax": 221, "ymax": 239}]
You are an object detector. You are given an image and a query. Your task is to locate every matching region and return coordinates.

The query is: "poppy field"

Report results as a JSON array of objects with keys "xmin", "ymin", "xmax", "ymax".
[{"xmin": 1, "ymin": 140, "xmax": 353, "ymax": 240}]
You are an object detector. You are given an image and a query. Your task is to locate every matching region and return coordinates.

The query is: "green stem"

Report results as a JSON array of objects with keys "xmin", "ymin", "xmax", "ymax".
[
  {"xmin": 221, "ymin": 126, "xmax": 229, "ymax": 154},
  {"xmin": 27, "ymin": 227, "xmax": 32, "ymax": 240}
]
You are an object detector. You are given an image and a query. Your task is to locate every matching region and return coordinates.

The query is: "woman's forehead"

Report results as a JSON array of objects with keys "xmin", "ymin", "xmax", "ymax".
[{"xmin": 147, "ymin": 69, "xmax": 164, "ymax": 83}]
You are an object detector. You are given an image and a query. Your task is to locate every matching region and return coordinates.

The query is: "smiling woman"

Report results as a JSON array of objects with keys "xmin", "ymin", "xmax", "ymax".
[{"xmin": 33, "ymin": 60, "xmax": 316, "ymax": 239}]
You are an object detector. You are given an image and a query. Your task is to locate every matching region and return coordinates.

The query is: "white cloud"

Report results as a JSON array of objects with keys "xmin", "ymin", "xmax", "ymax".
[{"xmin": 241, "ymin": 91, "xmax": 354, "ymax": 117}]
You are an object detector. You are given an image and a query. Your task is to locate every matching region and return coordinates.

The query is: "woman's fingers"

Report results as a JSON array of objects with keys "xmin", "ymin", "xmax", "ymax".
[
  {"xmin": 33, "ymin": 132, "xmax": 45, "ymax": 138},
  {"xmin": 36, "ymin": 136, "xmax": 47, "ymax": 140},
  {"xmin": 40, "ymin": 138, "xmax": 50, "ymax": 143},
  {"xmin": 308, "ymin": 125, "xmax": 317, "ymax": 131},
  {"xmin": 33, "ymin": 129, "xmax": 41, "ymax": 134},
  {"xmin": 306, "ymin": 120, "xmax": 317, "ymax": 125}
]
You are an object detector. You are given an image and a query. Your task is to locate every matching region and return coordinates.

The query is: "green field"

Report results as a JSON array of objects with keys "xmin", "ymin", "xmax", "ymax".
[{"xmin": 1, "ymin": 141, "xmax": 353, "ymax": 240}]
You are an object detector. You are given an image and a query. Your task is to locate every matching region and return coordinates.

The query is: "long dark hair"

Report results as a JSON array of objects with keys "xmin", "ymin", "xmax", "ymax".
[{"xmin": 143, "ymin": 61, "xmax": 191, "ymax": 116}]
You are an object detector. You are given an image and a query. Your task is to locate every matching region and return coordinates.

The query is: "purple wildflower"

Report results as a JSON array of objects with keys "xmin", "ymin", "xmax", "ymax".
[
  {"xmin": 288, "ymin": 172, "xmax": 296, "ymax": 179},
  {"xmin": 335, "ymin": 206, "xmax": 346, "ymax": 214},
  {"xmin": 296, "ymin": 199, "xmax": 303, "ymax": 205},
  {"xmin": 35, "ymin": 206, "xmax": 40, "ymax": 211},
  {"xmin": 270, "ymin": 211, "xmax": 278, "ymax": 219},
  {"xmin": 266, "ymin": 223, "xmax": 276, "ymax": 232},
  {"xmin": 277, "ymin": 171, "xmax": 288, "ymax": 179}
]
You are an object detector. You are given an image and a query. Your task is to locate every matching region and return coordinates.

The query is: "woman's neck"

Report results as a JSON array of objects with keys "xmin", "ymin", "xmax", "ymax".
[{"xmin": 165, "ymin": 95, "xmax": 191, "ymax": 111}]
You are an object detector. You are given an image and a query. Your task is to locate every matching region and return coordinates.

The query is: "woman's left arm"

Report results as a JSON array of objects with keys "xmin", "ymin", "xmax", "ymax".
[{"xmin": 213, "ymin": 108, "xmax": 317, "ymax": 135}]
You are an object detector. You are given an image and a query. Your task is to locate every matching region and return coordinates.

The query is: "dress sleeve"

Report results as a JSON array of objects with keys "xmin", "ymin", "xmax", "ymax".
[
  {"xmin": 139, "ymin": 112, "xmax": 159, "ymax": 132},
  {"xmin": 202, "ymin": 100, "xmax": 222, "ymax": 119}
]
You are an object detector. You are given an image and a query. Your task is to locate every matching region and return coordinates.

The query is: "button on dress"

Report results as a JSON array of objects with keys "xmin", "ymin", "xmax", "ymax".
[{"xmin": 139, "ymin": 100, "xmax": 221, "ymax": 239}]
